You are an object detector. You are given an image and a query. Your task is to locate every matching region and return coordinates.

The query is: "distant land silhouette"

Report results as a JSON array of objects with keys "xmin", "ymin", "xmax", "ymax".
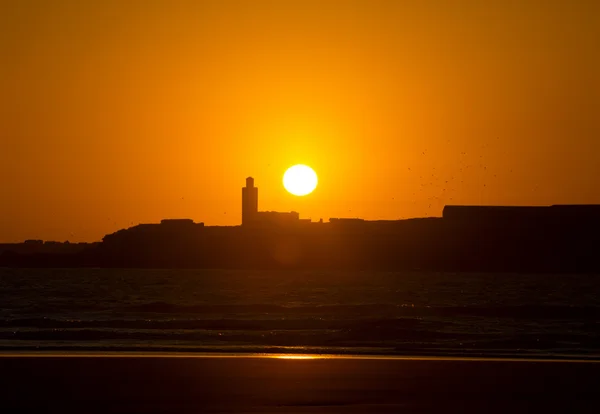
[{"xmin": 2, "ymin": 177, "xmax": 599, "ymax": 273}]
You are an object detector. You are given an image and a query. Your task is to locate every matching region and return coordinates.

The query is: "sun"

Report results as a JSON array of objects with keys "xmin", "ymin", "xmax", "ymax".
[{"xmin": 283, "ymin": 165, "xmax": 318, "ymax": 196}]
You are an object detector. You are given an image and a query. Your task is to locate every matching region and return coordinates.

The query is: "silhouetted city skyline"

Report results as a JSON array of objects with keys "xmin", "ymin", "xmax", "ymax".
[{"xmin": 1, "ymin": 176, "xmax": 599, "ymax": 273}]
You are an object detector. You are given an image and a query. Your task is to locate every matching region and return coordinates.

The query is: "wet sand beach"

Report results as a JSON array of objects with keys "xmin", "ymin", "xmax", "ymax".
[{"xmin": 1, "ymin": 353, "xmax": 599, "ymax": 413}]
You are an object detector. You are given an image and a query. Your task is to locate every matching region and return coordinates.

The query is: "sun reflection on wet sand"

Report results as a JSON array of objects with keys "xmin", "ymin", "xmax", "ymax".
[{"xmin": 273, "ymin": 355, "xmax": 321, "ymax": 360}]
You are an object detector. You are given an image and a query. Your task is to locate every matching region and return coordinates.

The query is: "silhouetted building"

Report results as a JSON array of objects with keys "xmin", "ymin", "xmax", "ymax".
[
  {"xmin": 242, "ymin": 177, "xmax": 301, "ymax": 228},
  {"xmin": 160, "ymin": 219, "xmax": 197, "ymax": 226},
  {"xmin": 242, "ymin": 177, "xmax": 258, "ymax": 226},
  {"xmin": 254, "ymin": 211, "xmax": 300, "ymax": 227},
  {"xmin": 329, "ymin": 218, "xmax": 365, "ymax": 223}
]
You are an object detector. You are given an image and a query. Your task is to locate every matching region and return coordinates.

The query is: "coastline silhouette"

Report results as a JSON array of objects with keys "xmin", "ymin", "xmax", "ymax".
[{"xmin": 1, "ymin": 177, "xmax": 599, "ymax": 273}]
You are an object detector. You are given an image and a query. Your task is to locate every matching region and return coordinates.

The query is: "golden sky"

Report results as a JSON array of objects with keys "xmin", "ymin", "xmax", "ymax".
[{"xmin": 1, "ymin": 0, "xmax": 599, "ymax": 242}]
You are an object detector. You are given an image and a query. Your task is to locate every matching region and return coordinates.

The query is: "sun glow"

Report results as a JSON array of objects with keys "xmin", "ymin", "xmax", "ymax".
[{"xmin": 283, "ymin": 165, "xmax": 318, "ymax": 196}]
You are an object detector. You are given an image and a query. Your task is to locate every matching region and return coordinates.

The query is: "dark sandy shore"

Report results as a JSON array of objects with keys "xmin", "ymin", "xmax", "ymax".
[{"xmin": 1, "ymin": 353, "xmax": 599, "ymax": 413}]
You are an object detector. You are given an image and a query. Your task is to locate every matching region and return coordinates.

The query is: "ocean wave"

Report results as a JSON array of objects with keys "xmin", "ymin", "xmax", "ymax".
[
  {"xmin": 14, "ymin": 302, "xmax": 600, "ymax": 320},
  {"xmin": 0, "ymin": 326, "xmax": 597, "ymax": 353},
  {"xmin": 0, "ymin": 317, "xmax": 435, "ymax": 330}
]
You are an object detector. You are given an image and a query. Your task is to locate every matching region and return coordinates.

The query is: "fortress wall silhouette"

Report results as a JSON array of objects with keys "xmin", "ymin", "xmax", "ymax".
[{"xmin": 443, "ymin": 205, "xmax": 600, "ymax": 223}]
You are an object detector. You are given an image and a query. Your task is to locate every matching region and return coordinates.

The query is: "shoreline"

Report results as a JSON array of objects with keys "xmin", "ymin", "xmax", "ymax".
[{"xmin": 1, "ymin": 350, "xmax": 600, "ymax": 363}]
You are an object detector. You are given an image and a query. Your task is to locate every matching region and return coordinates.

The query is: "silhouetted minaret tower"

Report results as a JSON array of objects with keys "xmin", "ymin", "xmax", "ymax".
[{"xmin": 242, "ymin": 177, "xmax": 258, "ymax": 226}]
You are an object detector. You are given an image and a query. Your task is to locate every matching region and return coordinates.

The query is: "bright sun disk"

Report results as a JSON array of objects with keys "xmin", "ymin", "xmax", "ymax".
[{"xmin": 283, "ymin": 165, "xmax": 318, "ymax": 196}]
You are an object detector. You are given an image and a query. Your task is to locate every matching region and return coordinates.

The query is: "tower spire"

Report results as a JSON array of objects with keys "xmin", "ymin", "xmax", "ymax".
[{"xmin": 241, "ymin": 177, "xmax": 258, "ymax": 225}]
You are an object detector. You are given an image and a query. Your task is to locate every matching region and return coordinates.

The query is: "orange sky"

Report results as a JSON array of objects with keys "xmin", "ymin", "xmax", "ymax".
[{"xmin": 1, "ymin": 0, "xmax": 599, "ymax": 242}]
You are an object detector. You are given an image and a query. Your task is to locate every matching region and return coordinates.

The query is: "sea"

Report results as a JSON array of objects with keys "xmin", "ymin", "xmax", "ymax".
[{"xmin": 1, "ymin": 268, "xmax": 599, "ymax": 358}]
